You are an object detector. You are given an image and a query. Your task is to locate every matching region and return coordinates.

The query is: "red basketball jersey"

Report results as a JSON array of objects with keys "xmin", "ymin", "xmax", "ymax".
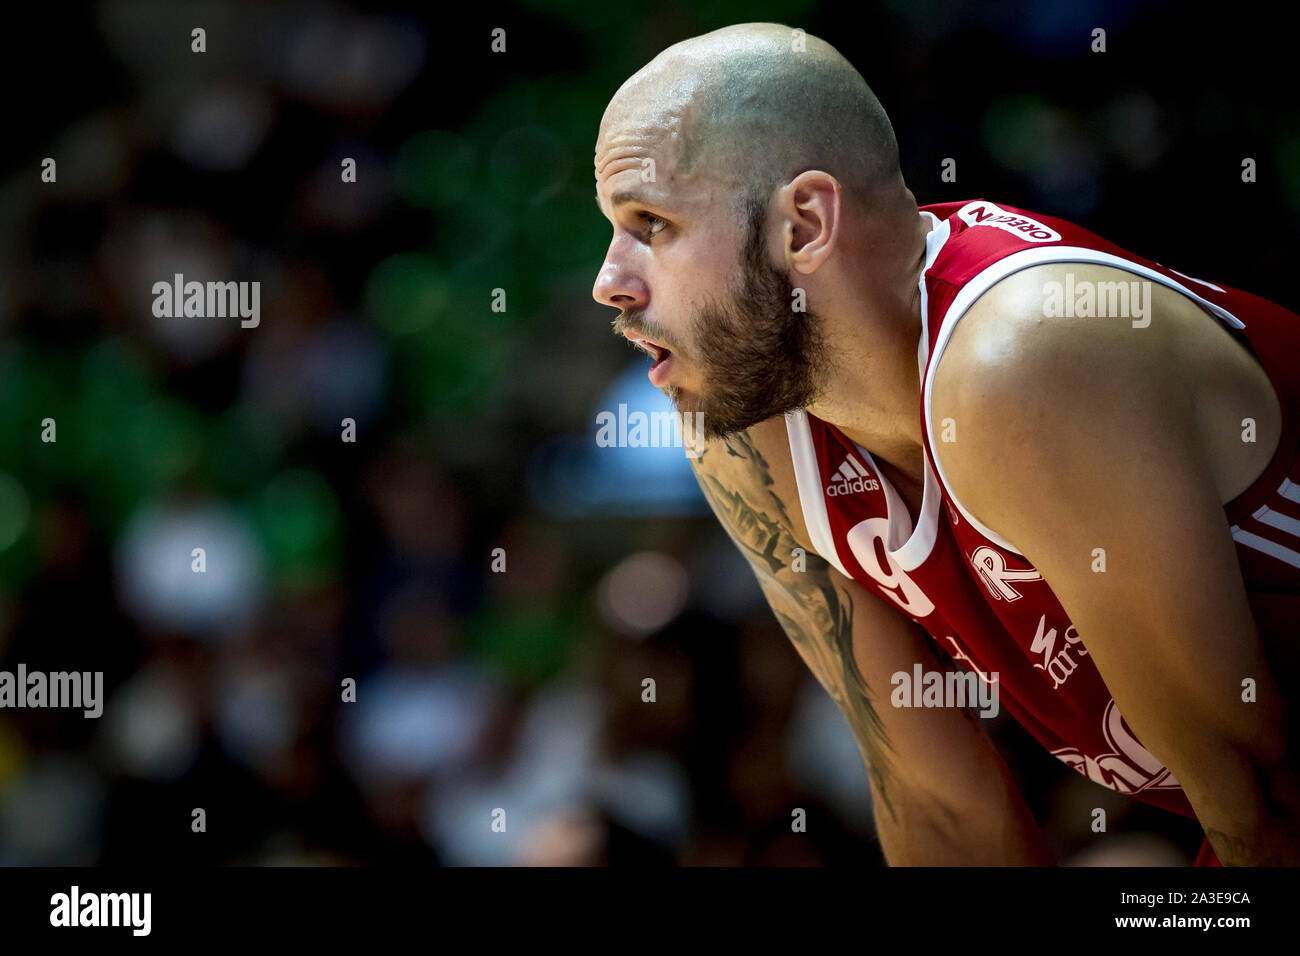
[{"xmin": 785, "ymin": 199, "xmax": 1300, "ymax": 863}]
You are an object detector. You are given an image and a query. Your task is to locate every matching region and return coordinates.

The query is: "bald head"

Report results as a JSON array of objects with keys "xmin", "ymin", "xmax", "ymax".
[
  {"xmin": 601, "ymin": 23, "xmax": 904, "ymax": 223},
  {"xmin": 594, "ymin": 25, "xmax": 926, "ymax": 438}
]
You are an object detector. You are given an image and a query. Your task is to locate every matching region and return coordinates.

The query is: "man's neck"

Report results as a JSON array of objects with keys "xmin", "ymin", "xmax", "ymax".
[{"xmin": 803, "ymin": 209, "xmax": 931, "ymax": 483}]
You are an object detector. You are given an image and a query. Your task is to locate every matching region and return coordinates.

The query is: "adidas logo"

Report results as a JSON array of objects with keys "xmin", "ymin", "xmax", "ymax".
[{"xmin": 826, "ymin": 454, "xmax": 881, "ymax": 496}]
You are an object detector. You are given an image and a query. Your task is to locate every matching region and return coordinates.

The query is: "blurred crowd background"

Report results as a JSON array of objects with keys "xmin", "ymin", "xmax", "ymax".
[{"xmin": 0, "ymin": 0, "xmax": 1295, "ymax": 865}]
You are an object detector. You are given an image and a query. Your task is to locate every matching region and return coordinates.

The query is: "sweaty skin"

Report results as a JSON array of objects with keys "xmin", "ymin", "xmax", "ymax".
[
  {"xmin": 594, "ymin": 23, "xmax": 930, "ymax": 448},
  {"xmin": 593, "ymin": 23, "xmax": 1298, "ymax": 864}
]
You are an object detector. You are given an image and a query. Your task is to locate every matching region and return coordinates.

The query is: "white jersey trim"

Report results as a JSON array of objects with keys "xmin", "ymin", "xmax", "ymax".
[
  {"xmin": 783, "ymin": 212, "xmax": 951, "ymax": 577},
  {"xmin": 784, "ymin": 408, "xmax": 852, "ymax": 579},
  {"xmin": 850, "ymin": 440, "xmax": 945, "ymax": 573},
  {"xmin": 923, "ymin": 244, "xmax": 1249, "ymax": 556},
  {"xmin": 874, "ymin": 210, "xmax": 948, "ymax": 572}
]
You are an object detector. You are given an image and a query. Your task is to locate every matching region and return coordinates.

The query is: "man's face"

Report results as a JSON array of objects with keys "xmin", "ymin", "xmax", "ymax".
[{"xmin": 593, "ymin": 117, "xmax": 826, "ymax": 439}]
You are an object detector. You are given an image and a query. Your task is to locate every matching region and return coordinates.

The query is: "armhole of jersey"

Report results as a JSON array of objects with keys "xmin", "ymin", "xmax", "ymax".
[
  {"xmin": 784, "ymin": 409, "xmax": 852, "ymax": 579},
  {"xmin": 922, "ymin": 244, "xmax": 1248, "ymax": 557},
  {"xmin": 890, "ymin": 209, "xmax": 948, "ymax": 572}
]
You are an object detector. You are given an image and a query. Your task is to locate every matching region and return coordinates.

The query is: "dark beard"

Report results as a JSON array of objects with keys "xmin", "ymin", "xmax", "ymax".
[{"xmin": 684, "ymin": 201, "xmax": 828, "ymax": 439}]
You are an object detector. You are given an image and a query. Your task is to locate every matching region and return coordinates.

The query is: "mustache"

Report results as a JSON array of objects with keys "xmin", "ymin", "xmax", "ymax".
[{"xmin": 611, "ymin": 311, "xmax": 680, "ymax": 352}]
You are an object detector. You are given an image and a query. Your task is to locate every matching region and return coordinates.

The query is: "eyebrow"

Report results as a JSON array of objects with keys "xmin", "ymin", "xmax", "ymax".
[{"xmin": 595, "ymin": 189, "xmax": 660, "ymax": 216}]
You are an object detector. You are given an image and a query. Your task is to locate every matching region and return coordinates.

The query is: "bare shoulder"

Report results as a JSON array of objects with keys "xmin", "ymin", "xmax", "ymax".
[
  {"xmin": 930, "ymin": 261, "xmax": 1181, "ymax": 409},
  {"xmin": 927, "ymin": 263, "xmax": 1175, "ymax": 512},
  {"xmin": 928, "ymin": 260, "xmax": 1281, "ymax": 531}
]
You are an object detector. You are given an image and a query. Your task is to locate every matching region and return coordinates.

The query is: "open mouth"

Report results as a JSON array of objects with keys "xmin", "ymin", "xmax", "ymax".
[{"xmin": 622, "ymin": 330, "xmax": 674, "ymax": 386}]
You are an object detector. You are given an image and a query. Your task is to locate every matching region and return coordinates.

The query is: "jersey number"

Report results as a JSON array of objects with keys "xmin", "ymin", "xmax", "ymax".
[{"xmin": 845, "ymin": 517, "xmax": 935, "ymax": 617}]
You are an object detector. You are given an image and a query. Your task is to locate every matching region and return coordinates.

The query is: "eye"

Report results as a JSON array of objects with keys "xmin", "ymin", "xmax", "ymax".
[{"xmin": 638, "ymin": 212, "xmax": 668, "ymax": 240}]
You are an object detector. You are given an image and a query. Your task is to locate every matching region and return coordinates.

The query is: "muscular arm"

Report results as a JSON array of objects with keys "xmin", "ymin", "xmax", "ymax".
[
  {"xmin": 933, "ymin": 263, "xmax": 1300, "ymax": 865},
  {"xmin": 689, "ymin": 418, "xmax": 1055, "ymax": 864}
]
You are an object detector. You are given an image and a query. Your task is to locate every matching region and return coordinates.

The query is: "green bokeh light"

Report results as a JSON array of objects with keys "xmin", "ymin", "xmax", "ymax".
[
  {"xmin": 365, "ymin": 252, "xmax": 450, "ymax": 335},
  {"xmin": 981, "ymin": 94, "xmax": 1063, "ymax": 173},
  {"xmin": 253, "ymin": 468, "xmax": 342, "ymax": 583},
  {"xmin": 126, "ymin": 398, "xmax": 206, "ymax": 488},
  {"xmin": 0, "ymin": 471, "xmax": 32, "ymax": 553},
  {"xmin": 394, "ymin": 130, "xmax": 478, "ymax": 210},
  {"xmin": 1278, "ymin": 134, "xmax": 1300, "ymax": 219},
  {"xmin": 208, "ymin": 402, "xmax": 285, "ymax": 494},
  {"xmin": 487, "ymin": 125, "xmax": 570, "ymax": 207}
]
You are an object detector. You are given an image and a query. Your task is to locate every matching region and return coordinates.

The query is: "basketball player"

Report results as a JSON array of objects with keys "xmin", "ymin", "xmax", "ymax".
[{"xmin": 591, "ymin": 23, "xmax": 1300, "ymax": 865}]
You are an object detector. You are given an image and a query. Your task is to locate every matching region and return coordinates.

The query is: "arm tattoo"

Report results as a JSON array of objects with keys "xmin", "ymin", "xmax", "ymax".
[
  {"xmin": 1204, "ymin": 827, "xmax": 1250, "ymax": 867},
  {"xmin": 691, "ymin": 430, "xmax": 901, "ymax": 821}
]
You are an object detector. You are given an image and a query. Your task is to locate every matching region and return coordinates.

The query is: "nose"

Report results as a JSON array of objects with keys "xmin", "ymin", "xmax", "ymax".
[{"xmin": 591, "ymin": 247, "xmax": 648, "ymax": 312}]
